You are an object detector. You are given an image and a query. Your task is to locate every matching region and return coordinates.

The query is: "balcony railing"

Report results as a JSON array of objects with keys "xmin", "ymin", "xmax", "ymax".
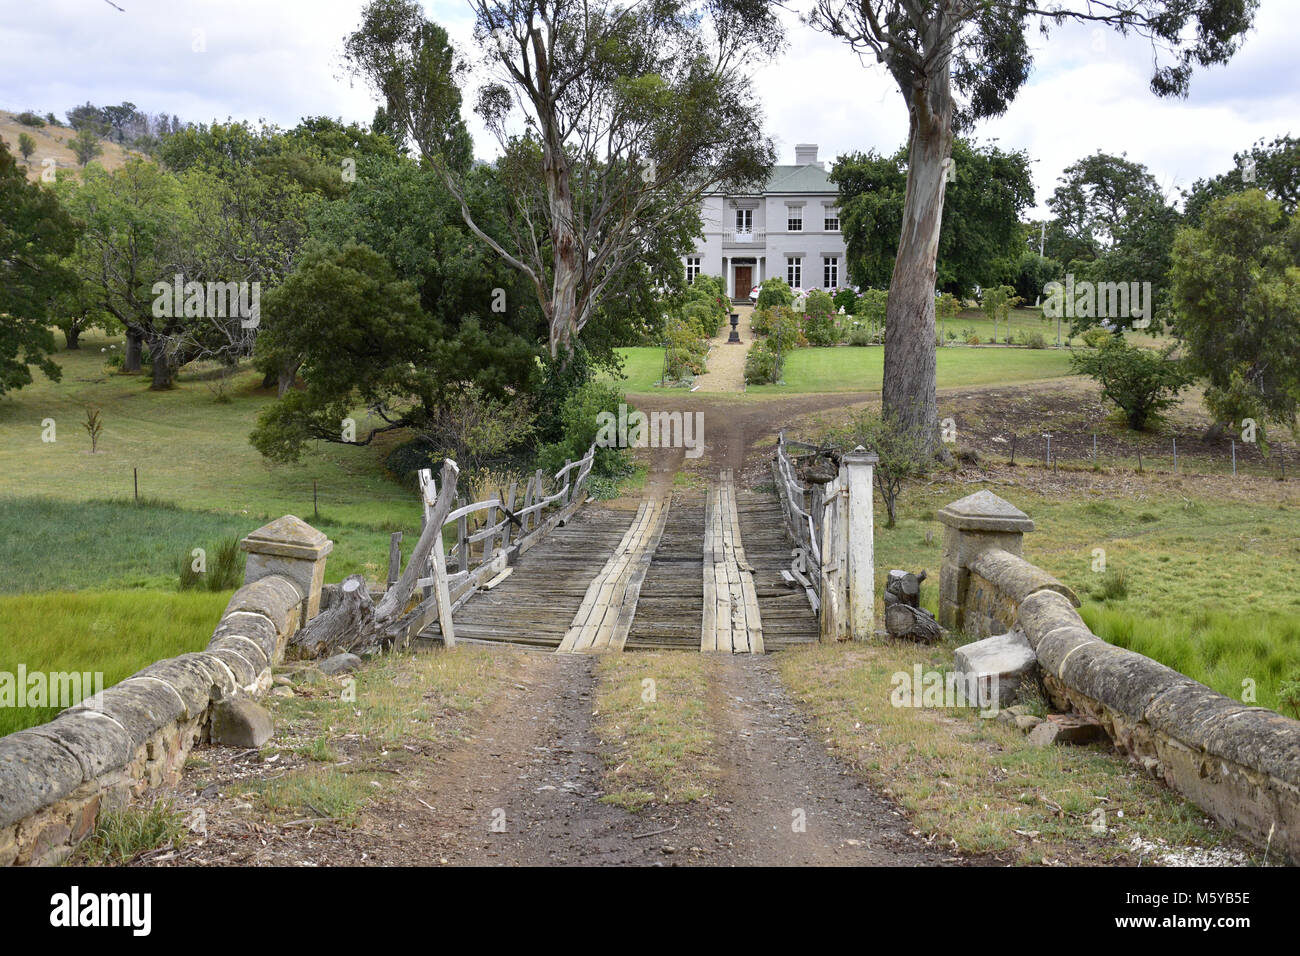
[{"xmin": 724, "ymin": 228, "xmax": 766, "ymax": 246}]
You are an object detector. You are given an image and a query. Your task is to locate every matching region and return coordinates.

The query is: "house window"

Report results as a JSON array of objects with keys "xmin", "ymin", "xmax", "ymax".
[
  {"xmin": 685, "ymin": 257, "xmax": 701, "ymax": 284},
  {"xmin": 787, "ymin": 209, "xmax": 803, "ymax": 231},
  {"xmin": 824, "ymin": 213, "xmax": 840, "ymax": 231},
  {"xmin": 787, "ymin": 257, "xmax": 802, "ymax": 289},
  {"xmin": 735, "ymin": 208, "xmax": 752, "ymax": 233},
  {"xmin": 823, "ymin": 257, "xmax": 838, "ymax": 289}
]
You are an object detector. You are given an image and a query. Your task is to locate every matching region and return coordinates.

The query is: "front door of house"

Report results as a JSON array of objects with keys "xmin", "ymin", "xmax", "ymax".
[{"xmin": 735, "ymin": 265, "xmax": 752, "ymax": 298}]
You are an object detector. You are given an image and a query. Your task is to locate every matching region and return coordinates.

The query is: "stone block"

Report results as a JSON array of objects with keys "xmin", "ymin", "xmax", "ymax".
[
  {"xmin": 210, "ymin": 698, "xmax": 273, "ymax": 748},
  {"xmin": 319, "ymin": 653, "xmax": 361, "ymax": 676},
  {"xmin": 953, "ymin": 631, "xmax": 1038, "ymax": 708},
  {"xmin": 222, "ymin": 575, "xmax": 305, "ymax": 647},
  {"xmin": 62, "ymin": 680, "xmax": 185, "ymax": 751},
  {"xmin": 968, "ymin": 548, "xmax": 1079, "ymax": 607},
  {"xmin": 0, "ymin": 734, "xmax": 83, "ymax": 829},
  {"xmin": 1028, "ymin": 714, "xmax": 1108, "ymax": 747},
  {"xmin": 1062, "ymin": 642, "xmax": 1197, "ymax": 721},
  {"xmin": 22, "ymin": 711, "xmax": 132, "ymax": 781}
]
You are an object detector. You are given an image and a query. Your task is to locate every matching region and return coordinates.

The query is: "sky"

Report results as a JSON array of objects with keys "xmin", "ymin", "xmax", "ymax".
[{"xmin": 2, "ymin": 0, "xmax": 1297, "ymax": 216}]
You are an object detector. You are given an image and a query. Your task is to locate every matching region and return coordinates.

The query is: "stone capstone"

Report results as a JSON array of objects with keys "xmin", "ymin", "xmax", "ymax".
[
  {"xmin": 953, "ymin": 630, "xmax": 1038, "ymax": 708},
  {"xmin": 210, "ymin": 698, "xmax": 274, "ymax": 748}
]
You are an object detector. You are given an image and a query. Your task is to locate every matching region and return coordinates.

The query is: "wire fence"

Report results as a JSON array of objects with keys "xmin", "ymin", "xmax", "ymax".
[{"xmin": 959, "ymin": 427, "xmax": 1292, "ymax": 482}]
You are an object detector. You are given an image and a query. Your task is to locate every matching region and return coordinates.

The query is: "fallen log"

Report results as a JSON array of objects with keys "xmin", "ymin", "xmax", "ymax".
[{"xmin": 884, "ymin": 603, "xmax": 945, "ymax": 643}]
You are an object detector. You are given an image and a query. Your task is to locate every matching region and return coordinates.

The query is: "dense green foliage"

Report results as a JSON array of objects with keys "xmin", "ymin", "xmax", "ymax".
[
  {"xmin": 0, "ymin": 140, "xmax": 79, "ymax": 395},
  {"xmin": 831, "ymin": 139, "xmax": 1034, "ymax": 296},
  {"xmin": 1070, "ymin": 336, "xmax": 1193, "ymax": 430},
  {"xmin": 1171, "ymin": 190, "xmax": 1300, "ymax": 446}
]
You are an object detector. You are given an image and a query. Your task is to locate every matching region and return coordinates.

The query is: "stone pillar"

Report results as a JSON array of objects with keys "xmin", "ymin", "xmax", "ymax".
[
  {"xmin": 240, "ymin": 515, "xmax": 333, "ymax": 628},
  {"xmin": 936, "ymin": 490, "xmax": 1034, "ymax": 633},
  {"xmin": 843, "ymin": 446, "xmax": 878, "ymax": 640}
]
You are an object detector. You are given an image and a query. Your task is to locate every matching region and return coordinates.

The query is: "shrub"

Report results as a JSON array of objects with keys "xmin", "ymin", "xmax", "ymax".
[
  {"xmin": 15, "ymin": 111, "xmax": 45, "ymax": 128},
  {"xmin": 744, "ymin": 342, "xmax": 781, "ymax": 385},
  {"xmin": 1022, "ymin": 330, "xmax": 1047, "ymax": 349},
  {"xmin": 854, "ymin": 289, "xmax": 888, "ymax": 327},
  {"xmin": 832, "ymin": 288, "xmax": 857, "ymax": 314},
  {"xmin": 664, "ymin": 316, "xmax": 708, "ymax": 379},
  {"xmin": 755, "ymin": 276, "xmax": 794, "ymax": 311},
  {"xmin": 1070, "ymin": 336, "xmax": 1194, "ymax": 430},
  {"xmin": 827, "ymin": 411, "xmax": 933, "ymax": 528},
  {"xmin": 1279, "ymin": 672, "xmax": 1300, "ymax": 719},
  {"xmin": 763, "ymin": 306, "xmax": 807, "ymax": 353},
  {"xmin": 680, "ymin": 298, "xmax": 724, "ymax": 339},
  {"xmin": 1081, "ymin": 326, "xmax": 1112, "ymax": 349},
  {"xmin": 538, "ymin": 380, "xmax": 633, "ymax": 478},
  {"xmin": 847, "ymin": 326, "xmax": 875, "ymax": 347},
  {"xmin": 802, "ymin": 290, "xmax": 844, "ymax": 345}
]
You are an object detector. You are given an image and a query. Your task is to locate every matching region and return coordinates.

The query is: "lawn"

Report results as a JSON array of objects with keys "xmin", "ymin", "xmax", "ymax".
[
  {"xmin": 602, "ymin": 346, "xmax": 672, "ymax": 392},
  {"xmin": 746, "ymin": 343, "xmax": 1074, "ymax": 394},
  {"xmin": 0, "ymin": 333, "xmax": 423, "ymax": 528}
]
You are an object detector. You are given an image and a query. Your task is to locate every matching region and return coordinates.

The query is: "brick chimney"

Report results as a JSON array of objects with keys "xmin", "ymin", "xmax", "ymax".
[{"xmin": 795, "ymin": 143, "xmax": 820, "ymax": 167}]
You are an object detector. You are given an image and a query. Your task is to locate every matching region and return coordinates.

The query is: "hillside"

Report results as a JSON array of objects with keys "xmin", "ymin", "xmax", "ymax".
[{"xmin": 0, "ymin": 108, "xmax": 144, "ymax": 181}]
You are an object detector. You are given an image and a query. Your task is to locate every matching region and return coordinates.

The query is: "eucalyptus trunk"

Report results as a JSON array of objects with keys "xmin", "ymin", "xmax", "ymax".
[{"xmin": 883, "ymin": 63, "xmax": 954, "ymax": 449}]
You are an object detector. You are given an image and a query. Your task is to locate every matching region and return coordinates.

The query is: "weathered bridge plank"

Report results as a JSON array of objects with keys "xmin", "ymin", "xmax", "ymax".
[{"xmin": 418, "ymin": 506, "xmax": 636, "ymax": 650}]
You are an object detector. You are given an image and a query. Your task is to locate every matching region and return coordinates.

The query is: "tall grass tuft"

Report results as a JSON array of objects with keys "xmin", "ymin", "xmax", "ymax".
[{"xmin": 1082, "ymin": 604, "xmax": 1300, "ymax": 713}]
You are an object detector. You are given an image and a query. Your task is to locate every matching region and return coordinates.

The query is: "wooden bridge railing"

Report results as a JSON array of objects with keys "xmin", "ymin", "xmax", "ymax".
[
  {"xmin": 773, "ymin": 431, "xmax": 877, "ymax": 642},
  {"xmin": 386, "ymin": 443, "xmax": 598, "ymax": 647}
]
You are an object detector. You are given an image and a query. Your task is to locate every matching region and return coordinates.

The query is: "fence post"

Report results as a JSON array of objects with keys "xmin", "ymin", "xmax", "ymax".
[
  {"xmin": 417, "ymin": 467, "xmax": 456, "ymax": 649},
  {"xmin": 456, "ymin": 496, "xmax": 468, "ymax": 572},
  {"xmin": 387, "ymin": 531, "xmax": 402, "ymax": 591},
  {"xmin": 843, "ymin": 446, "xmax": 878, "ymax": 641}
]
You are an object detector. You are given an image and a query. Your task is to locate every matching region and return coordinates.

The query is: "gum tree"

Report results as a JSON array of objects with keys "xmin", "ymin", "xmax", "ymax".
[
  {"xmin": 806, "ymin": 0, "xmax": 1259, "ymax": 446},
  {"xmin": 346, "ymin": 0, "xmax": 781, "ymax": 359}
]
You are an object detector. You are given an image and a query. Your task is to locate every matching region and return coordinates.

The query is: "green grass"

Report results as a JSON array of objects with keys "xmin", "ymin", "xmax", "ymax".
[
  {"xmin": 0, "ymin": 590, "xmax": 230, "ymax": 735},
  {"xmin": 602, "ymin": 346, "xmax": 672, "ymax": 392},
  {"xmin": 0, "ymin": 333, "xmax": 422, "ymax": 527},
  {"xmin": 0, "ymin": 497, "xmax": 401, "ymax": 594},
  {"xmin": 866, "ymin": 480, "xmax": 1300, "ymax": 713},
  {"xmin": 76, "ymin": 800, "xmax": 189, "ymax": 865},
  {"xmin": 746, "ymin": 343, "xmax": 1074, "ymax": 394},
  {"xmin": 779, "ymin": 642, "xmax": 1233, "ymax": 864}
]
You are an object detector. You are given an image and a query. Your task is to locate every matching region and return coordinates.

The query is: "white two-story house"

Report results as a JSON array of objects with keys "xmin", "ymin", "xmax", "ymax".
[{"xmin": 683, "ymin": 144, "xmax": 848, "ymax": 301}]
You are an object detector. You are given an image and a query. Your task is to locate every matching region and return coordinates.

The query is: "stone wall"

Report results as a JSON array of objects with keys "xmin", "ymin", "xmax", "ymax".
[
  {"xmin": 940, "ymin": 490, "xmax": 1300, "ymax": 863},
  {"xmin": 0, "ymin": 516, "xmax": 331, "ymax": 866}
]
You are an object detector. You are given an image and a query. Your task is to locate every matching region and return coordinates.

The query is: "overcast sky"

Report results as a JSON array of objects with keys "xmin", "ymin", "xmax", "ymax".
[{"xmin": 3, "ymin": 0, "xmax": 1297, "ymax": 215}]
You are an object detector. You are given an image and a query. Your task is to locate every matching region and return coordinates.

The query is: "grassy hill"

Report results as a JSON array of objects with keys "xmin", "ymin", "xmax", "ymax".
[{"xmin": 0, "ymin": 108, "xmax": 144, "ymax": 181}]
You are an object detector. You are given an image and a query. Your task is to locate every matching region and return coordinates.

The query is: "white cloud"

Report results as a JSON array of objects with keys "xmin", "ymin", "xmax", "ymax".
[{"xmin": 1, "ymin": 0, "xmax": 1295, "ymax": 217}]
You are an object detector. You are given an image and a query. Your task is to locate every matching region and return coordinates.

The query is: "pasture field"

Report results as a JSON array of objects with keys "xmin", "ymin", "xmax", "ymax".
[{"xmin": 858, "ymin": 476, "xmax": 1300, "ymax": 714}]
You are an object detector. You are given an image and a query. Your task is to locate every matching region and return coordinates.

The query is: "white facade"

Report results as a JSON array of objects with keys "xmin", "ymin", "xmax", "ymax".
[{"xmin": 683, "ymin": 144, "xmax": 849, "ymax": 300}]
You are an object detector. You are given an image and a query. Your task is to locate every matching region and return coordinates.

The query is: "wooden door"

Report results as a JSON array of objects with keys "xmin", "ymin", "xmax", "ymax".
[{"xmin": 735, "ymin": 266, "xmax": 752, "ymax": 297}]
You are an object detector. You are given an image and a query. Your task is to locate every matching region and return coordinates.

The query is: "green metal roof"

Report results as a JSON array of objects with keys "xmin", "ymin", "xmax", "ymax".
[{"xmin": 763, "ymin": 163, "xmax": 837, "ymax": 194}]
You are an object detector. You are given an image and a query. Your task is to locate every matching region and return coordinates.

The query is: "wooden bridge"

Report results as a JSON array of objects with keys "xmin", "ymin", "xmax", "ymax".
[{"xmin": 399, "ymin": 437, "xmax": 876, "ymax": 655}]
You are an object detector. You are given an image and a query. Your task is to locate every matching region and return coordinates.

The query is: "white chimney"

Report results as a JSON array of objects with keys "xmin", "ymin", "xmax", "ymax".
[{"xmin": 795, "ymin": 143, "xmax": 820, "ymax": 167}]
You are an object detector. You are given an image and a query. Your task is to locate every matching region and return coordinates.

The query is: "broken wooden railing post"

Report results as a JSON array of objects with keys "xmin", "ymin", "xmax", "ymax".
[
  {"xmin": 418, "ymin": 466, "xmax": 458, "ymax": 649},
  {"xmin": 239, "ymin": 515, "xmax": 334, "ymax": 629},
  {"xmin": 455, "ymin": 496, "xmax": 468, "ymax": 572},
  {"xmin": 387, "ymin": 531, "xmax": 402, "ymax": 591},
  {"xmin": 843, "ymin": 446, "xmax": 879, "ymax": 640}
]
